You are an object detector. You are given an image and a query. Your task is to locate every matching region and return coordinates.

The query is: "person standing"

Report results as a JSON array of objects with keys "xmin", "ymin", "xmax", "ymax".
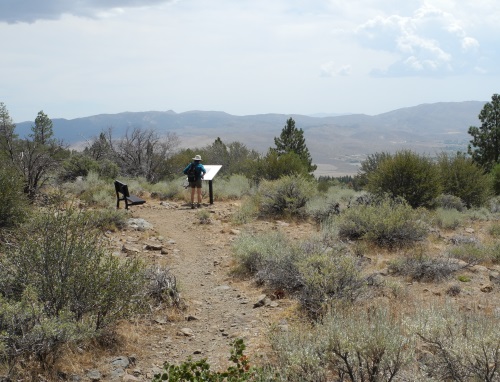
[{"xmin": 183, "ymin": 155, "xmax": 207, "ymax": 209}]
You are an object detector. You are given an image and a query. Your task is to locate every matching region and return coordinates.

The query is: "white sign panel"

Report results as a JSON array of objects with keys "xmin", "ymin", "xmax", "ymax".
[{"xmin": 203, "ymin": 165, "xmax": 222, "ymax": 181}]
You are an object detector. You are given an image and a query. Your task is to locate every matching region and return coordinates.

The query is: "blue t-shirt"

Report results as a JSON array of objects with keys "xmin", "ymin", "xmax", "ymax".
[{"xmin": 183, "ymin": 162, "xmax": 206, "ymax": 181}]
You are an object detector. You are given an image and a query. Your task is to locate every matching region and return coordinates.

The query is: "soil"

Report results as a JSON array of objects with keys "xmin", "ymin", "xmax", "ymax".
[
  {"xmin": 63, "ymin": 199, "xmax": 305, "ymax": 381},
  {"xmin": 54, "ymin": 197, "xmax": 500, "ymax": 381}
]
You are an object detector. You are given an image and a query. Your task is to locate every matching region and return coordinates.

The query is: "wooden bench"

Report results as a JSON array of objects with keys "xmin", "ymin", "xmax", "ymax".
[{"xmin": 114, "ymin": 180, "xmax": 146, "ymax": 209}]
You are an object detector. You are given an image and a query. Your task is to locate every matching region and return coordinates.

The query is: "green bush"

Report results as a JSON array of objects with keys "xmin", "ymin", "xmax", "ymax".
[
  {"xmin": 297, "ymin": 249, "xmax": 365, "ymax": 317},
  {"xmin": 60, "ymin": 153, "xmax": 99, "ymax": 181},
  {"xmin": 0, "ymin": 287, "xmax": 93, "ymax": 370},
  {"xmin": 232, "ymin": 231, "xmax": 303, "ymax": 290},
  {"xmin": 142, "ymin": 265, "xmax": 181, "ymax": 308},
  {"xmin": 447, "ymin": 243, "xmax": 490, "ymax": 265},
  {"xmin": 0, "ymin": 165, "xmax": 29, "ymax": 229},
  {"xmin": 432, "ymin": 207, "xmax": 464, "ymax": 230},
  {"xmin": 0, "ymin": 207, "xmax": 144, "ymax": 329},
  {"xmin": 433, "ymin": 194, "xmax": 466, "ymax": 211},
  {"xmin": 257, "ymin": 175, "xmax": 316, "ymax": 218},
  {"xmin": 414, "ymin": 304, "xmax": 500, "ymax": 381},
  {"xmin": 367, "ymin": 150, "xmax": 441, "ymax": 208},
  {"xmin": 336, "ymin": 198, "xmax": 428, "ymax": 248},
  {"xmin": 437, "ymin": 153, "xmax": 492, "ymax": 208},
  {"xmin": 269, "ymin": 305, "xmax": 414, "ymax": 382},
  {"xmin": 388, "ymin": 254, "xmax": 462, "ymax": 282},
  {"xmin": 152, "ymin": 339, "xmax": 256, "ymax": 382},
  {"xmin": 231, "ymin": 197, "xmax": 260, "ymax": 225},
  {"xmin": 213, "ymin": 174, "xmax": 253, "ymax": 200}
]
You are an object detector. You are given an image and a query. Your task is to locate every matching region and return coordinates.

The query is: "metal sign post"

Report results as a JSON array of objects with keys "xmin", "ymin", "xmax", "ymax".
[{"xmin": 202, "ymin": 165, "xmax": 222, "ymax": 204}]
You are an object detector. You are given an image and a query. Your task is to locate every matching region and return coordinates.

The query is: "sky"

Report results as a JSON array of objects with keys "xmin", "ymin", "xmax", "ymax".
[{"xmin": 1, "ymin": 0, "xmax": 499, "ymax": 123}]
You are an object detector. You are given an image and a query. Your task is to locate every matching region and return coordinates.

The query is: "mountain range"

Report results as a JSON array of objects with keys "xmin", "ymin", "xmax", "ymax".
[{"xmin": 15, "ymin": 101, "xmax": 485, "ymax": 176}]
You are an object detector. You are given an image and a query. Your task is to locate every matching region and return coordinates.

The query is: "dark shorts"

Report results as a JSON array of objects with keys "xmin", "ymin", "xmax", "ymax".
[{"xmin": 189, "ymin": 179, "xmax": 203, "ymax": 188}]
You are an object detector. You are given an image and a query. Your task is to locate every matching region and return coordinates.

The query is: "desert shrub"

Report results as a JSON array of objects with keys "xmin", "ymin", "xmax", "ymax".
[
  {"xmin": 269, "ymin": 305, "xmax": 414, "ymax": 382},
  {"xmin": 432, "ymin": 207, "xmax": 464, "ymax": 230},
  {"xmin": 142, "ymin": 265, "xmax": 181, "ymax": 308},
  {"xmin": 388, "ymin": 254, "xmax": 462, "ymax": 282},
  {"xmin": 232, "ymin": 197, "xmax": 259, "ymax": 225},
  {"xmin": 433, "ymin": 194, "xmax": 466, "ymax": 211},
  {"xmin": 257, "ymin": 175, "xmax": 316, "ymax": 217},
  {"xmin": 0, "ymin": 208, "xmax": 144, "ymax": 373},
  {"xmin": 464, "ymin": 207, "xmax": 494, "ymax": 221},
  {"xmin": 63, "ymin": 171, "xmax": 115, "ymax": 207},
  {"xmin": 60, "ymin": 153, "xmax": 99, "ymax": 181},
  {"xmin": 213, "ymin": 174, "xmax": 253, "ymax": 200},
  {"xmin": 437, "ymin": 153, "xmax": 492, "ymax": 208},
  {"xmin": 489, "ymin": 222, "xmax": 500, "ymax": 237},
  {"xmin": 87, "ymin": 208, "xmax": 128, "ymax": 231},
  {"xmin": 0, "ymin": 287, "xmax": 93, "ymax": 370},
  {"xmin": 97, "ymin": 158, "xmax": 120, "ymax": 179},
  {"xmin": 447, "ymin": 243, "xmax": 486, "ymax": 265},
  {"xmin": 149, "ymin": 177, "xmax": 185, "ymax": 200},
  {"xmin": 297, "ymin": 249, "xmax": 365, "ymax": 317},
  {"xmin": 305, "ymin": 194, "xmax": 341, "ymax": 223},
  {"xmin": 196, "ymin": 209, "xmax": 212, "ymax": 224},
  {"xmin": 0, "ymin": 165, "xmax": 29, "ymax": 229},
  {"xmin": 367, "ymin": 149, "xmax": 441, "ymax": 208},
  {"xmin": 0, "ymin": 207, "xmax": 144, "ymax": 328},
  {"xmin": 414, "ymin": 304, "xmax": 500, "ymax": 381},
  {"xmin": 232, "ymin": 231, "xmax": 303, "ymax": 290},
  {"xmin": 336, "ymin": 198, "xmax": 428, "ymax": 248},
  {"xmin": 446, "ymin": 284, "xmax": 461, "ymax": 296}
]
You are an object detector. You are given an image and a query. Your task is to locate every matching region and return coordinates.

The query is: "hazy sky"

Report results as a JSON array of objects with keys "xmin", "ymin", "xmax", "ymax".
[{"xmin": 1, "ymin": 0, "xmax": 498, "ymax": 122}]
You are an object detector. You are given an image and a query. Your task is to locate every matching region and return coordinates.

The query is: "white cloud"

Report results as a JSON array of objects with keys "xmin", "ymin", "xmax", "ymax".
[
  {"xmin": 320, "ymin": 62, "xmax": 351, "ymax": 77},
  {"xmin": 355, "ymin": 3, "xmax": 494, "ymax": 77}
]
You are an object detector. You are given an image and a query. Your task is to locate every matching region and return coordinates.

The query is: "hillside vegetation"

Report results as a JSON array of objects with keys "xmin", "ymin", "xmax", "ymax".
[{"xmin": 1, "ymin": 98, "xmax": 500, "ymax": 381}]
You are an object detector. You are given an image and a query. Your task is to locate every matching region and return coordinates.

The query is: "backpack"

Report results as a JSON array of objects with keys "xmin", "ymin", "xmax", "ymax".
[{"xmin": 187, "ymin": 163, "xmax": 197, "ymax": 182}]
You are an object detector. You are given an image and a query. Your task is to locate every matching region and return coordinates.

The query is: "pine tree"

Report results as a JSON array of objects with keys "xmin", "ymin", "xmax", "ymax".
[{"xmin": 274, "ymin": 117, "xmax": 317, "ymax": 173}]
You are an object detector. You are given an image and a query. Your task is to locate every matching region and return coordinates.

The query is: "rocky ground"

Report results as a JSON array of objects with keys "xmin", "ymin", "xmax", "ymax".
[
  {"xmin": 61, "ymin": 199, "xmax": 306, "ymax": 382},
  {"xmin": 54, "ymin": 197, "xmax": 500, "ymax": 382}
]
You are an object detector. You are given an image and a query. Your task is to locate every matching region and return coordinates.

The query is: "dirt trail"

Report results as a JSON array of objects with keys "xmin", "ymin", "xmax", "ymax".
[{"xmin": 113, "ymin": 200, "xmax": 288, "ymax": 379}]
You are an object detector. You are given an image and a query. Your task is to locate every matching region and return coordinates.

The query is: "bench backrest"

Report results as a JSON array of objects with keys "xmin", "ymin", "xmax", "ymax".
[{"xmin": 114, "ymin": 180, "xmax": 130, "ymax": 198}]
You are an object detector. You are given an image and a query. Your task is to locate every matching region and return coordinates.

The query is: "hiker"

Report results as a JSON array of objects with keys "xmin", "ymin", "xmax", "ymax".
[{"xmin": 183, "ymin": 154, "xmax": 207, "ymax": 209}]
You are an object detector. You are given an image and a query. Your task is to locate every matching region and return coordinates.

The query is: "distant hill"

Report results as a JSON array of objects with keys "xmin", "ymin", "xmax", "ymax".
[{"xmin": 15, "ymin": 101, "xmax": 485, "ymax": 177}]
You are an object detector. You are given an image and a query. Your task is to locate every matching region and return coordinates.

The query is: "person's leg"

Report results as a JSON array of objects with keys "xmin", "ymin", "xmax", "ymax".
[
  {"xmin": 190, "ymin": 185, "xmax": 195, "ymax": 208},
  {"xmin": 196, "ymin": 186, "xmax": 202, "ymax": 206}
]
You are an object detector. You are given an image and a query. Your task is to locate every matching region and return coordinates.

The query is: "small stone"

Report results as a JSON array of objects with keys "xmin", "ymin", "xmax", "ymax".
[
  {"xmin": 481, "ymin": 284, "xmax": 494, "ymax": 293},
  {"xmin": 464, "ymin": 227, "xmax": 475, "ymax": 234},
  {"xmin": 86, "ymin": 369, "xmax": 101, "ymax": 381},
  {"xmin": 193, "ymin": 349, "xmax": 202, "ymax": 354},
  {"xmin": 111, "ymin": 356, "xmax": 130, "ymax": 368},
  {"xmin": 229, "ymin": 229, "xmax": 241, "ymax": 235},
  {"xmin": 144, "ymin": 241, "xmax": 163, "ymax": 251},
  {"xmin": 178, "ymin": 328, "xmax": 194, "ymax": 337}
]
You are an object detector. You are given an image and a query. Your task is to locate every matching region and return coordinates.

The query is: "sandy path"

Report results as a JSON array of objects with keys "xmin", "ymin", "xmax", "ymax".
[{"xmin": 126, "ymin": 201, "xmax": 283, "ymax": 376}]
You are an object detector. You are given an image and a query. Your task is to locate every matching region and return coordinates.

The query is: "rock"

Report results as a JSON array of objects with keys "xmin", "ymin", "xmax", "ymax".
[
  {"xmin": 122, "ymin": 244, "xmax": 141, "ymax": 254},
  {"xmin": 144, "ymin": 241, "xmax": 163, "ymax": 251},
  {"xmin": 229, "ymin": 229, "xmax": 241, "ymax": 235},
  {"xmin": 178, "ymin": 328, "xmax": 194, "ymax": 337},
  {"xmin": 481, "ymin": 284, "xmax": 494, "ymax": 293},
  {"xmin": 110, "ymin": 367, "xmax": 125, "ymax": 379},
  {"xmin": 127, "ymin": 218, "xmax": 153, "ymax": 231},
  {"xmin": 193, "ymin": 349, "xmax": 202, "ymax": 354},
  {"xmin": 489, "ymin": 271, "xmax": 500, "ymax": 283},
  {"xmin": 123, "ymin": 374, "xmax": 140, "ymax": 381},
  {"xmin": 86, "ymin": 369, "xmax": 101, "ymax": 381},
  {"xmin": 186, "ymin": 315, "xmax": 199, "ymax": 321},
  {"xmin": 111, "ymin": 356, "xmax": 130, "ymax": 368},
  {"xmin": 464, "ymin": 227, "xmax": 475, "ymax": 234},
  {"xmin": 253, "ymin": 294, "xmax": 270, "ymax": 308}
]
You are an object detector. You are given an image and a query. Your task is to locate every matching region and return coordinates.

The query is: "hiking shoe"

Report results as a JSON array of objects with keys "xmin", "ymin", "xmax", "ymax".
[
  {"xmin": 191, "ymin": 203, "xmax": 195, "ymax": 209},
  {"xmin": 197, "ymin": 203, "xmax": 201, "ymax": 208}
]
